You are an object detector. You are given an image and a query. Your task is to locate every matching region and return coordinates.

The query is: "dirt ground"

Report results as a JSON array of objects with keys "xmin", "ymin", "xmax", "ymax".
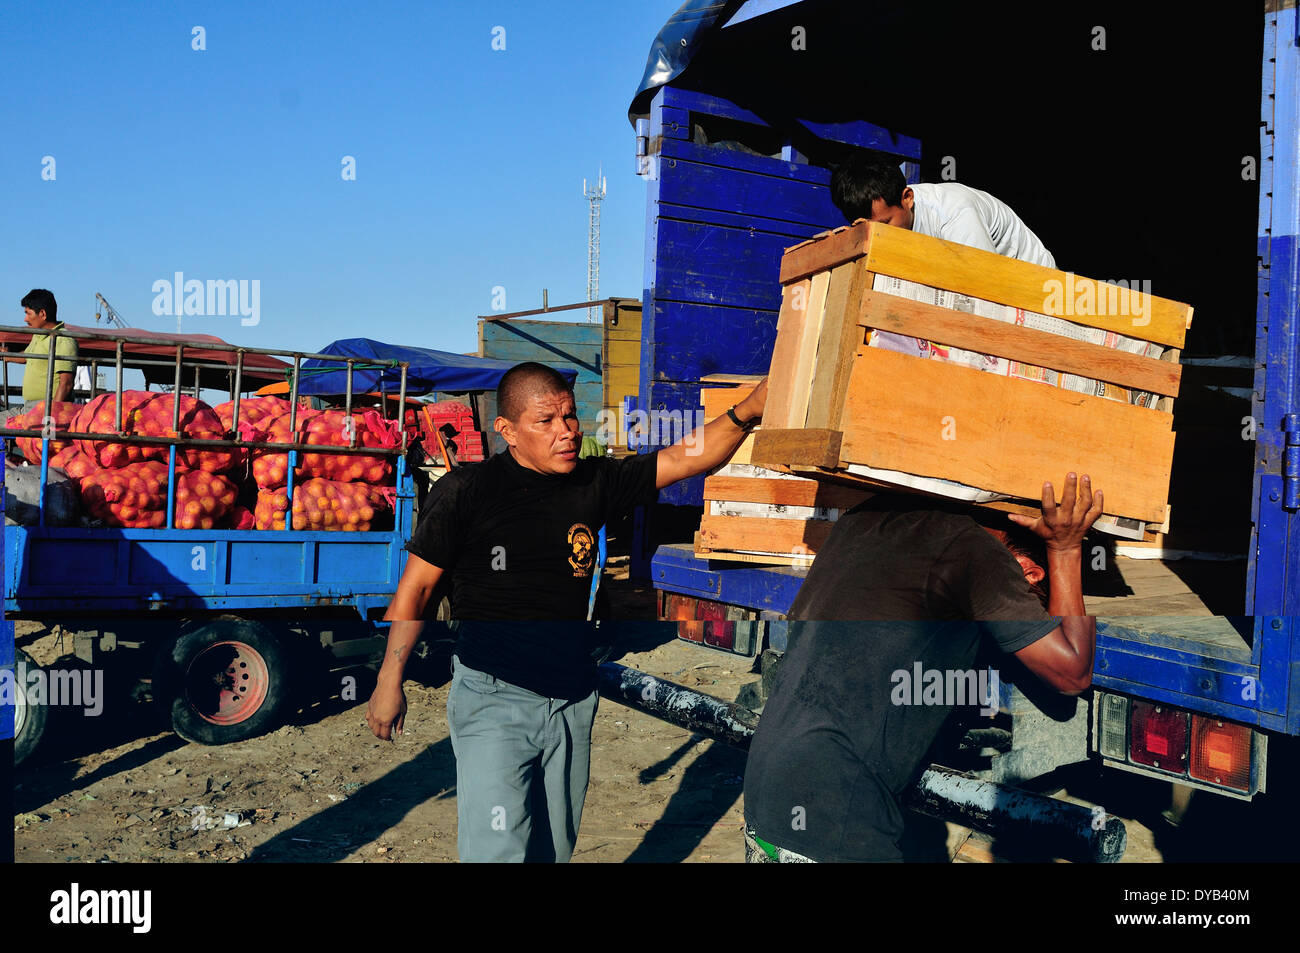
[{"xmin": 13, "ymin": 606, "xmax": 1299, "ymax": 865}]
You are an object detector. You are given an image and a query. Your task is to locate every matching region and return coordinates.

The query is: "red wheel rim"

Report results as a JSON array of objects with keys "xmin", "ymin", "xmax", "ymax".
[{"xmin": 184, "ymin": 640, "xmax": 270, "ymax": 726}]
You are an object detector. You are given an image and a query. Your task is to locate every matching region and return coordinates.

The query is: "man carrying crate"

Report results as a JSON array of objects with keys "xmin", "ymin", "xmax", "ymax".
[
  {"xmin": 365, "ymin": 361, "xmax": 767, "ymax": 862},
  {"xmin": 743, "ymin": 473, "xmax": 1102, "ymax": 862},
  {"xmin": 831, "ymin": 153, "xmax": 1057, "ymax": 268}
]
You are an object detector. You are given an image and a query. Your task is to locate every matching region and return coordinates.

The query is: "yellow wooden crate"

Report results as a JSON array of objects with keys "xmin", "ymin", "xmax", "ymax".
[{"xmin": 751, "ymin": 221, "xmax": 1193, "ymax": 527}]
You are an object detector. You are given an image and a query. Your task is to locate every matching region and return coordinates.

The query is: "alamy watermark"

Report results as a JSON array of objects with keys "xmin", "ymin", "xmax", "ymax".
[
  {"xmin": 890, "ymin": 663, "xmax": 1000, "ymax": 717},
  {"xmin": 1, "ymin": 662, "xmax": 104, "ymax": 716},
  {"xmin": 1042, "ymin": 274, "xmax": 1152, "ymax": 326},
  {"xmin": 596, "ymin": 407, "xmax": 706, "ymax": 453},
  {"xmin": 152, "ymin": 272, "xmax": 260, "ymax": 326}
]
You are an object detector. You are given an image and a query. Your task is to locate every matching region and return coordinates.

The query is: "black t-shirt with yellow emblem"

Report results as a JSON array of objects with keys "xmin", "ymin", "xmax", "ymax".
[{"xmin": 405, "ymin": 448, "xmax": 659, "ymax": 698}]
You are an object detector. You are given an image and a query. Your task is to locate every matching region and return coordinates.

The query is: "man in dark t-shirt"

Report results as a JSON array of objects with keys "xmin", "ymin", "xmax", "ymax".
[
  {"xmin": 744, "ymin": 476, "xmax": 1103, "ymax": 862},
  {"xmin": 365, "ymin": 362, "xmax": 767, "ymax": 862}
]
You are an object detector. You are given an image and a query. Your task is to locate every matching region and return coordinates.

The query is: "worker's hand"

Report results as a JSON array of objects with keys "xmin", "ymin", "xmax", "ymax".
[
  {"xmin": 365, "ymin": 676, "xmax": 407, "ymax": 741},
  {"xmin": 736, "ymin": 378, "xmax": 768, "ymax": 423},
  {"xmin": 1007, "ymin": 473, "xmax": 1104, "ymax": 552}
]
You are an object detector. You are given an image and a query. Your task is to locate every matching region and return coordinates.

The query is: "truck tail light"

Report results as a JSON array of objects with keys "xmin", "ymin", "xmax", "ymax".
[
  {"xmin": 702, "ymin": 621, "xmax": 735, "ymax": 649},
  {"xmin": 1189, "ymin": 716, "xmax": 1251, "ymax": 791},
  {"xmin": 697, "ymin": 600, "xmax": 726, "ymax": 622},
  {"xmin": 1096, "ymin": 692, "xmax": 1128, "ymax": 760},
  {"xmin": 1129, "ymin": 701, "xmax": 1188, "ymax": 773}
]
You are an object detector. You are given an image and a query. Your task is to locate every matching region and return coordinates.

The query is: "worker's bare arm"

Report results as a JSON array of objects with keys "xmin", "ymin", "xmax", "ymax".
[
  {"xmin": 384, "ymin": 553, "xmax": 444, "ymax": 624},
  {"xmin": 1014, "ymin": 615, "xmax": 1096, "ymax": 695},
  {"xmin": 1007, "ymin": 473, "xmax": 1103, "ymax": 695},
  {"xmin": 367, "ymin": 555, "xmax": 445, "ymax": 741},
  {"xmin": 53, "ymin": 371, "xmax": 74, "ymax": 402},
  {"xmin": 655, "ymin": 379, "xmax": 768, "ymax": 489}
]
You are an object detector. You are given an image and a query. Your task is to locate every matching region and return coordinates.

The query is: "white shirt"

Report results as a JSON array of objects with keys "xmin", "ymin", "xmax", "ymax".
[{"xmin": 909, "ymin": 182, "xmax": 1056, "ymax": 268}]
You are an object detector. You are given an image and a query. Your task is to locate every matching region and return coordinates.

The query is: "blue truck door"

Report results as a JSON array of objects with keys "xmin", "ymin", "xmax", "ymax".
[
  {"xmin": 634, "ymin": 86, "xmax": 921, "ymax": 509},
  {"xmin": 1248, "ymin": 2, "xmax": 1300, "ymax": 730}
]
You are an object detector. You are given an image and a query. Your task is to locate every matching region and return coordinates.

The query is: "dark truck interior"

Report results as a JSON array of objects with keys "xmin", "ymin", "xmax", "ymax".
[{"xmin": 636, "ymin": 1, "xmax": 1264, "ymax": 660}]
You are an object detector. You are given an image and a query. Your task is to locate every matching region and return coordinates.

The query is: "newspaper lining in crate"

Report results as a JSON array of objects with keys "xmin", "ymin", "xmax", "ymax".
[{"xmin": 858, "ymin": 275, "xmax": 1167, "ymax": 539}]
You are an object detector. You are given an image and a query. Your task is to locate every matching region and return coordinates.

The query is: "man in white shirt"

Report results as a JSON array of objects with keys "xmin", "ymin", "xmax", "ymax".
[{"xmin": 830, "ymin": 154, "xmax": 1056, "ymax": 268}]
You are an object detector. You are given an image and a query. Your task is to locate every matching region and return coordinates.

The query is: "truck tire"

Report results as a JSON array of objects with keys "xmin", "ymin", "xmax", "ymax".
[
  {"xmin": 13, "ymin": 649, "xmax": 48, "ymax": 767},
  {"xmin": 154, "ymin": 617, "xmax": 292, "ymax": 745}
]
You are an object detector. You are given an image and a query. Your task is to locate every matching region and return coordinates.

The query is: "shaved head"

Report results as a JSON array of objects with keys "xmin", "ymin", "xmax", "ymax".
[{"xmin": 498, "ymin": 362, "xmax": 572, "ymax": 423}]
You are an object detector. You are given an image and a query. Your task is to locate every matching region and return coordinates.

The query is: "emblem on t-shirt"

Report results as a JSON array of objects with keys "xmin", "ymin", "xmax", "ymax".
[{"xmin": 567, "ymin": 523, "xmax": 595, "ymax": 577}]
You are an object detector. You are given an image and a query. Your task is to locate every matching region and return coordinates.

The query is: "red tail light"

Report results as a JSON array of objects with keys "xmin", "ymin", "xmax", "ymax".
[
  {"xmin": 702, "ymin": 621, "xmax": 735, "ymax": 649},
  {"xmin": 1129, "ymin": 701, "xmax": 1188, "ymax": 773}
]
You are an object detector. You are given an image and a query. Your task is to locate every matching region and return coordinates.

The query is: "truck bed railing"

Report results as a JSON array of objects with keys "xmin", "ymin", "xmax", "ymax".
[{"xmin": 1, "ymin": 325, "xmax": 413, "ymax": 530}]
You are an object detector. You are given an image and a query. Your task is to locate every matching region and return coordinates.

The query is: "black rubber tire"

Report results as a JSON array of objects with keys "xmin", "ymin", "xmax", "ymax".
[
  {"xmin": 154, "ymin": 617, "xmax": 292, "ymax": 745},
  {"xmin": 13, "ymin": 649, "xmax": 48, "ymax": 767}
]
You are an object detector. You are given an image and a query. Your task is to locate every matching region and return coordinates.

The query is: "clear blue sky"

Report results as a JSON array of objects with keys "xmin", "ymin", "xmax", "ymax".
[{"xmin": 2, "ymin": 0, "xmax": 681, "ymax": 358}]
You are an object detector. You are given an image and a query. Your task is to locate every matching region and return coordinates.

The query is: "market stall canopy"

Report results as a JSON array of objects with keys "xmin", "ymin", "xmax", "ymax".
[
  {"xmin": 0, "ymin": 324, "xmax": 291, "ymax": 391},
  {"xmin": 297, "ymin": 338, "xmax": 578, "ymax": 397}
]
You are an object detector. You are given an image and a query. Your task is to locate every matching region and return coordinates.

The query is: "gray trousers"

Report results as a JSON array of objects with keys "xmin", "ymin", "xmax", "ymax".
[{"xmin": 447, "ymin": 655, "xmax": 599, "ymax": 862}]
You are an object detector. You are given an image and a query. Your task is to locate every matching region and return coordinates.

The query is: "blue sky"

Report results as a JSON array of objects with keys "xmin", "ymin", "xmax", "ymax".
[{"xmin": 2, "ymin": 0, "xmax": 681, "ymax": 359}]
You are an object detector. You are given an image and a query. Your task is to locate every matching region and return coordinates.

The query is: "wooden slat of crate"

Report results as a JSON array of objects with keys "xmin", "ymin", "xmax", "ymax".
[
  {"xmin": 780, "ymin": 224, "xmax": 874, "ymax": 283},
  {"xmin": 697, "ymin": 513, "xmax": 834, "ymax": 554},
  {"xmin": 693, "ymin": 532, "xmax": 815, "ymax": 567},
  {"xmin": 807, "ymin": 260, "xmax": 874, "ymax": 428},
  {"xmin": 786, "ymin": 270, "xmax": 831, "ymax": 428},
  {"xmin": 764, "ymin": 280, "xmax": 812, "ymax": 428},
  {"xmin": 703, "ymin": 476, "xmax": 871, "ymax": 510},
  {"xmin": 835, "ymin": 347, "xmax": 1175, "ymax": 524},
  {"xmin": 858, "ymin": 292, "xmax": 1182, "ymax": 397},
  {"xmin": 861, "ymin": 223, "xmax": 1191, "ymax": 350},
  {"xmin": 701, "ymin": 384, "xmax": 760, "ymax": 420}
]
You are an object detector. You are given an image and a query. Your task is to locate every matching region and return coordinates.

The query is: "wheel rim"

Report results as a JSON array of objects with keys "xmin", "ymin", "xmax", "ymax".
[
  {"xmin": 13, "ymin": 671, "xmax": 28, "ymax": 739},
  {"xmin": 183, "ymin": 640, "xmax": 270, "ymax": 726}
]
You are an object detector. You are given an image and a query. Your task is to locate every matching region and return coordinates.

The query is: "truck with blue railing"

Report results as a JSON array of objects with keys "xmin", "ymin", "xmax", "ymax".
[
  {"xmin": 629, "ymin": 1, "xmax": 1298, "ymax": 805},
  {"xmin": 2, "ymin": 328, "xmax": 541, "ymax": 763}
]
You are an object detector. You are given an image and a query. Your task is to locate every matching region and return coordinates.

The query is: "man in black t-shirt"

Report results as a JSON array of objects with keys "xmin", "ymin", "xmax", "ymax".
[
  {"xmin": 365, "ymin": 362, "xmax": 767, "ymax": 861},
  {"xmin": 744, "ymin": 475, "xmax": 1103, "ymax": 862}
]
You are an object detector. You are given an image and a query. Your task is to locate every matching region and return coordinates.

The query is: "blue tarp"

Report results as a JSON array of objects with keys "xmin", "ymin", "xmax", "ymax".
[{"xmin": 298, "ymin": 338, "xmax": 578, "ymax": 397}]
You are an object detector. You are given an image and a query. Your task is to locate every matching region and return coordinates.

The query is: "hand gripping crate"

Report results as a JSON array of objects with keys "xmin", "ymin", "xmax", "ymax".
[{"xmin": 750, "ymin": 220, "xmax": 1193, "ymax": 533}]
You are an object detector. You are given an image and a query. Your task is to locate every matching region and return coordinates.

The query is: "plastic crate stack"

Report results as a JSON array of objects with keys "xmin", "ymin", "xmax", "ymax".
[{"xmin": 416, "ymin": 401, "xmax": 486, "ymax": 464}]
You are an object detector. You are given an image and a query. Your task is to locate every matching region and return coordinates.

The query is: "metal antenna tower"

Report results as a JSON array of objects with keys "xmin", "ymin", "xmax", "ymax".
[{"xmin": 584, "ymin": 168, "xmax": 606, "ymax": 321}]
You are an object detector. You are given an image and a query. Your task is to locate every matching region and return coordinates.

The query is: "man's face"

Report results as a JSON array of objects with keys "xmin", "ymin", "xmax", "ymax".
[
  {"xmin": 868, "ymin": 187, "xmax": 915, "ymax": 229},
  {"xmin": 23, "ymin": 307, "xmax": 47, "ymax": 329},
  {"xmin": 497, "ymin": 389, "xmax": 582, "ymax": 475}
]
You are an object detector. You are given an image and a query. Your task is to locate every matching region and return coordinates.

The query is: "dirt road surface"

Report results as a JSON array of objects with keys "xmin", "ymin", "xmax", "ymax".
[{"xmin": 13, "ymin": 622, "xmax": 1297, "ymax": 864}]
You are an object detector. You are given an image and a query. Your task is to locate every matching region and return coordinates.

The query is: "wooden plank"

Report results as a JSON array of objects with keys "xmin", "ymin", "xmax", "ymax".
[
  {"xmin": 786, "ymin": 270, "xmax": 831, "ymax": 428},
  {"xmin": 762, "ymin": 280, "xmax": 812, "ymax": 428},
  {"xmin": 807, "ymin": 261, "xmax": 873, "ymax": 428},
  {"xmin": 703, "ymin": 476, "xmax": 872, "ymax": 510},
  {"xmin": 1156, "ymin": 349, "xmax": 1181, "ymax": 413},
  {"xmin": 862, "ymin": 224, "xmax": 1191, "ymax": 349},
  {"xmin": 838, "ymin": 347, "xmax": 1175, "ymax": 524},
  {"xmin": 858, "ymin": 292, "xmax": 1183, "ymax": 397},
  {"xmin": 698, "ymin": 514, "xmax": 834, "ymax": 554},
  {"xmin": 786, "ymin": 464, "xmax": 1045, "ymax": 521},
  {"xmin": 728, "ymin": 432, "xmax": 756, "ymax": 466},
  {"xmin": 702, "ymin": 385, "xmax": 759, "ymax": 420},
  {"xmin": 779, "ymin": 221, "xmax": 872, "ymax": 283},
  {"xmin": 750, "ymin": 429, "xmax": 844, "ymax": 470},
  {"xmin": 693, "ymin": 542, "xmax": 816, "ymax": 567},
  {"xmin": 606, "ymin": 339, "xmax": 641, "ymax": 365},
  {"xmin": 481, "ymin": 318, "xmax": 606, "ymax": 348},
  {"xmin": 700, "ymin": 373, "xmax": 765, "ymax": 384}
]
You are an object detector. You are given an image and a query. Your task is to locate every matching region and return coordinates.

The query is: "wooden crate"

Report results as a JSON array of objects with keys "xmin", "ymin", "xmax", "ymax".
[
  {"xmin": 751, "ymin": 221, "xmax": 1194, "ymax": 528},
  {"xmin": 695, "ymin": 380, "xmax": 873, "ymax": 564}
]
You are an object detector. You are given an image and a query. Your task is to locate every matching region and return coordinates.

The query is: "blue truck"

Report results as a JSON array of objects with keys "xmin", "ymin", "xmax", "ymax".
[
  {"xmin": 1, "ymin": 330, "xmax": 543, "ymax": 763},
  {"xmin": 632, "ymin": 2, "xmax": 1298, "ymax": 803}
]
